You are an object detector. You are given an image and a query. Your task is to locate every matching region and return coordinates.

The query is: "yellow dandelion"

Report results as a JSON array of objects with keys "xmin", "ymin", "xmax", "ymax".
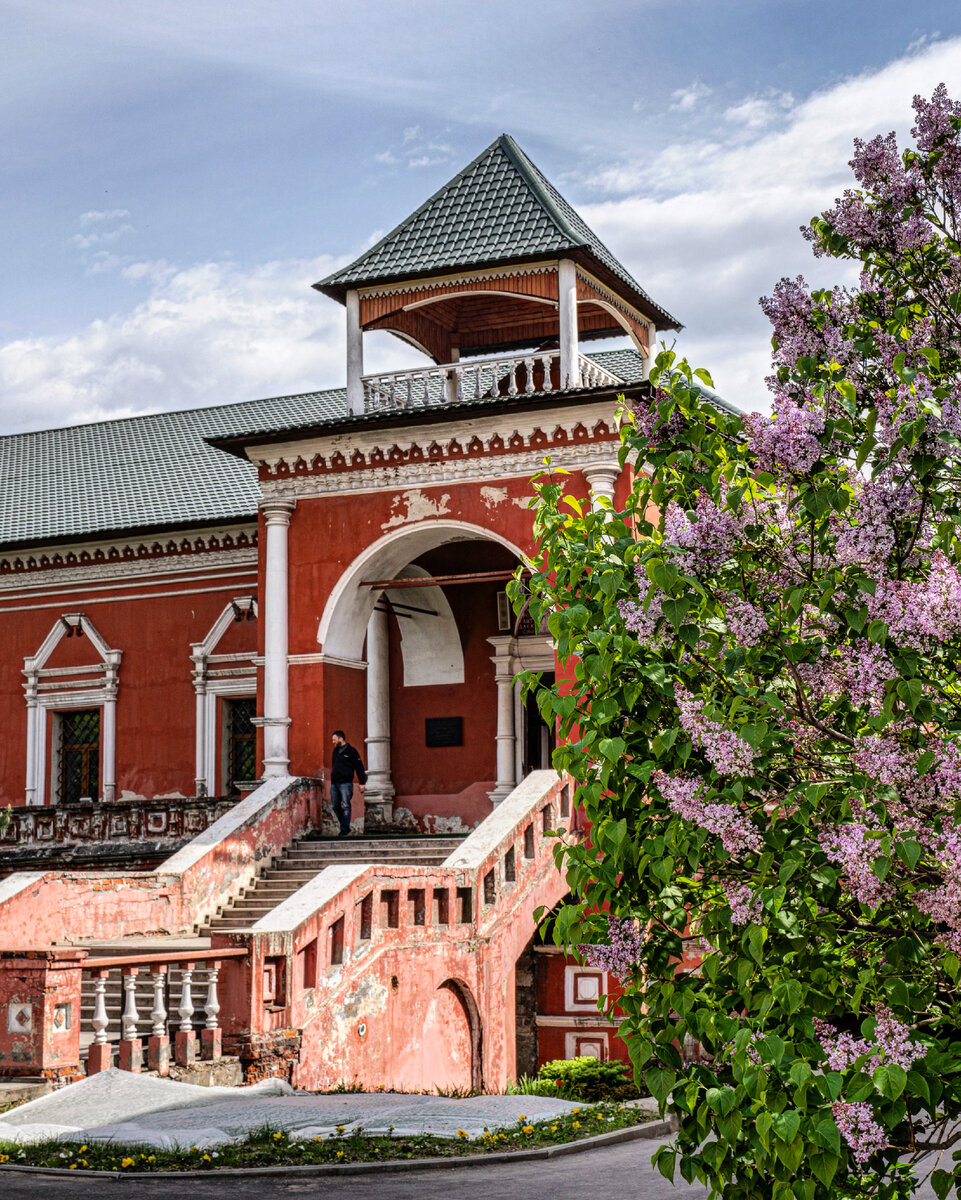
[
  {"xmin": 312, "ymin": 1136, "xmax": 323, "ymax": 1143},
  {"xmin": 336, "ymin": 1150, "xmax": 344, "ymax": 1158},
  {"xmin": 273, "ymin": 1131, "xmax": 284, "ymax": 1140},
  {"xmin": 202, "ymin": 1154, "xmax": 212, "ymax": 1161},
  {"xmin": 522, "ymin": 1125, "xmax": 534, "ymax": 1135},
  {"xmin": 551, "ymin": 1124, "xmax": 558, "ymax": 1132},
  {"xmin": 456, "ymin": 1129, "xmax": 469, "ymax": 1139},
  {"xmin": 336, "ymin": 1125, "xmax": 345, "ymax": 1134},
  {"xmin": 69, "ymin": 1164, "xmax": 78, "ymax": 1170},
  {"xmin": 80, "ymin": 1146, "xmax": 88, "ymax": 1152},
  {"xmin": 572, "ymin": 1121, "xmax": 581, "ymax": 1130},
  {"xmin": 518, "ymin": 1114, "xmax": 527, "ymax": 1123},
  {"xmin": 120, "ymin": 1157, "xmax": 135, "ymax": 1168}
]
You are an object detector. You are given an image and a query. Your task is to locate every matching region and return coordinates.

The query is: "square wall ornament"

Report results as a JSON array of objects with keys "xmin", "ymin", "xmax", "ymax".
[
  {"xmin": 52, "ymin": 1003, "xmax": 72, "ymax": 1033},
  {"xmin": 564, "ymin": 964, "xmax": 605, "ymax": 1011},
  {"xmin": 7, "ymin": 1002, "xmax": 33, "ymax": 1034},
  {"xmin": 565, "ymin": 1032, "xmax": 607, "ymax": 1060}
]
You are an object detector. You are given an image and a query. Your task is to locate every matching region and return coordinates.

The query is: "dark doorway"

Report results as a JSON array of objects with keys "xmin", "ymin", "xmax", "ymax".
[
  {"xmin": 522, "ymin": 671, "xmax": 556, "ymax": 776},
  {"xmin": 58, "ymin": 708, "xmax": 100, "ymax": 804},
  {"xmin": 225, "ymin": 697, "xmax": 257, "ymax": 793}
]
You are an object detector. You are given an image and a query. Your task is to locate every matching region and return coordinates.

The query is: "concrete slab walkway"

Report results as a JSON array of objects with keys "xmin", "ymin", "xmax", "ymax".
[{"xmin": 0, "ymin": 1069, "xmax": 590, "ymax": 1149}]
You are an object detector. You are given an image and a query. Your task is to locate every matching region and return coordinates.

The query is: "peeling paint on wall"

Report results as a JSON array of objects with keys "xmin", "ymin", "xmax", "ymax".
[
  {"xmin": 480, "ymin": 486, "xmax": 508, "ymax": 509},
  {"xmin": 381, "ymin": 491, "xmax": 452, "ymax": 530}
]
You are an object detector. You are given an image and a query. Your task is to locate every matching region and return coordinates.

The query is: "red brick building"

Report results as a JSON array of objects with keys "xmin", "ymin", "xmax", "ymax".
[{"xmin": 0, "ymin": 136, "xmax": 712, "ymax": 1088}]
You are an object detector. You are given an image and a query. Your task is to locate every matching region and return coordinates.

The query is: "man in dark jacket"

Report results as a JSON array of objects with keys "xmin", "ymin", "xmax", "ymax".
[{"xmin": 330, "ymin": 730, "xmax": 366, "ymax": 836}]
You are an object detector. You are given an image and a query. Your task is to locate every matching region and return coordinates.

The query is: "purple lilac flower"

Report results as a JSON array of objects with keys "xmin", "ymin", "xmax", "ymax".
[
  {"xmin": 652, "ymin": 769, "xmax": 762, "ymax": 856},
  {"xmin": 723, "ymin": 883, "xmax": 763, "ymax": 926},
  {"xmin": 814, "ymin": 1005, "xmax": 924, "ymax": 1074},
  {"xmin": 832, "ymin": 1101, "xmax": 888, "ymax": 1166},
  {"xmin": 818, "ymin": 822, "xmax": 891, "ymax": 907},
  {"xmin": 662, "ymin": 495, "xmax": 742, "ymax": 576},
  {"xmin": 866, "ymin": 551, "xmax": 961, "ymax": 649},
  {"xmin": 581, "ymin": 915, "xmax": 645, "ymax": 983},
  {"xmin": 723, "ymin": 595, "xmax": 768, "ymax": 648},
  {"xmin": 675, "ymin": 687, "xmax": 756, "ymax": 778},
  {"xmin": 744, "ymin": 397, "xmax": 826, "ymax": 476}
]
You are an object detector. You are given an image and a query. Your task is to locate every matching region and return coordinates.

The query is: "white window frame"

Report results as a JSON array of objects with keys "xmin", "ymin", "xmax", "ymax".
[
  {"xmin": 24, "ymin": 613, "xmax": 121, "ymax": 806},
  {"xmin": 191, "ymin": 597, "xmax": 258, "ymax": 795}
]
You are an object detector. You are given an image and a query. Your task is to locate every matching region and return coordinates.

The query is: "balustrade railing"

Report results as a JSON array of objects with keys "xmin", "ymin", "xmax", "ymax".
[
  {"xmin": 82, "ymin": 948, "xmax": 245, "ymax": 1075},
  {"xmin": 360, "ymin": 351, "xmax": 620, "ymax": 413}
]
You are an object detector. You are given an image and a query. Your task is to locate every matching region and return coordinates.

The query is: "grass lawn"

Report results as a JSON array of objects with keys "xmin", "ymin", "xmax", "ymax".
[{"xmin": 0, "ymin": 1101, "xmax": 656, "ymax": 1172}]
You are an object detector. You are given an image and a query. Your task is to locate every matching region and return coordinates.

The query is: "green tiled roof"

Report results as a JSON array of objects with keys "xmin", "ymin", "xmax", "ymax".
[
  {"xmin": 0, "ymin": 388, "xmax": 346, "ymax": 549},
  {"xmin": 316, "ymin": 134, "xmax": 681, "ymax": 331}
]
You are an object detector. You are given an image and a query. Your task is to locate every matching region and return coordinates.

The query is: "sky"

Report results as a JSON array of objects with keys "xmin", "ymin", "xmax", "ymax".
[{"xmin": 3, "ymin": 0, "xmax": 961, "ymax": 434}]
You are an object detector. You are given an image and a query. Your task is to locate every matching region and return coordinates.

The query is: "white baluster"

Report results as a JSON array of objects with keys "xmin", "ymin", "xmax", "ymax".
[
  {"xmin": 150, "ymin": 968, "xmax": 167, "ymax": 1038},
  {"xmin": 455, "ymin": 366, "xmax": 464, "ymax": 401},
  {"xmin": 178, "ymin": 966, "xmax": 195, "ymax": 1033},
  {"xmin": 524, "ymin": 357, "xmax": 535, "ymax": 394},
  {"xmin": 507, "ymin": 361, "xmax": 518, "ymax": 396},
  {"xmin": 121, "ymin": 969, "xmax": 140, "ymax": 1040},
  {"xmin": 204, "ymin": 964, "xmax": 221, "ymax": 1030},
  {"xmin": 541, "ymin": 353, "xmax": 554, "ymax": 391},
  {"xmin": 91, "ymin": 973, "xmax": 109, "ymax": 1045},
  {"xmin": 488, "ymin": 362, "xmax": 500, "ymax": 399}
]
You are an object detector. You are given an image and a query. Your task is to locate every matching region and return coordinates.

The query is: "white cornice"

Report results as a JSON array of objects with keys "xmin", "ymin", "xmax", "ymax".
[
  {"xmin": 0, "ymin": 531, "xmax": 258, "ymax": 593},
  {"xmin": 245, "ymin": 398, "xmax": 620, "ymax": 470},
  {"xmin": 259, "ymin": 439, "xmax": 623, "ymax": 501}
]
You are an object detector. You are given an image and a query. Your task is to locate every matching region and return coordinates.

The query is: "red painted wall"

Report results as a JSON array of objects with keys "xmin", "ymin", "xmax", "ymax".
[{"xmin": 0, "ymin": 559, "xmax": 257, "ymax": 805}]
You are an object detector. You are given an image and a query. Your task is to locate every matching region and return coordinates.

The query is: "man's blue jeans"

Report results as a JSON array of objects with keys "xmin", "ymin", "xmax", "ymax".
[{"xmin": 331, "ymin": 782, "xmax": 353, "ymax": 834}]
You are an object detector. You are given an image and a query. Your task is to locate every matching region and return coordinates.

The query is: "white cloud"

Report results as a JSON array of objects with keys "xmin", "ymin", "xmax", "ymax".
[
  {"xmin": 0, "ymin": 255, "xmax": 424, "ymax": 432},
  {"xmin": 78, "ymin": 208, "xmax": 131, "ymax": 226},
  {"xmin": 375, "ymin": 126, "xmax": 456, "ymax": 171},
  {"xmin": 668, "ymin": 79, "xmax": 713, "ymax": 114},
  {"xmin": 724, "ymin": 89, "xmax": 794, "ymax": 131},
  {"xmin": 71, "ymin": 223, "xmax": 134, "ymax": 250},
  {"xmin": 580, "ymin": 36, "xmax": 961, "ymax": 413}
]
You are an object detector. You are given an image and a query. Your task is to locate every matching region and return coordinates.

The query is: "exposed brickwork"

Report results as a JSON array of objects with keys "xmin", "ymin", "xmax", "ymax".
[{"xmin": 224, "ymin": 1030, "xmax": 302, "ymax": 1084}]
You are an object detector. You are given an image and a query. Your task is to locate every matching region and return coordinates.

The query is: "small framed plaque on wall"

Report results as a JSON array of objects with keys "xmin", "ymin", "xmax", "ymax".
[{"xmin": 425, "ymin": 716, "xmax": 463, "ymax": 747}]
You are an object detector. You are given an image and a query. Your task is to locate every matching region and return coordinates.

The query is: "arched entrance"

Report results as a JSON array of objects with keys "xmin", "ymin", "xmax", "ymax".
[{"xmin": 317, "ymin": 521, "xmax": 530, "ymax": 832}]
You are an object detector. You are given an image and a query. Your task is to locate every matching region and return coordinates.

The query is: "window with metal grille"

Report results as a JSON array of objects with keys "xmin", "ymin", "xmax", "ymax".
[
  {"xmin": 58, "ymin": 708, "xmax": 100, "ymax": 804},
  {"xmin": 225, "ymin": 697, "xmax": 257, "ymax": 793}
]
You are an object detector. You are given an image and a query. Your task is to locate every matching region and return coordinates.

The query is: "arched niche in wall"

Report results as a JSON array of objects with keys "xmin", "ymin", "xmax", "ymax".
[{"xmin": 389, "ymin": 564, "xmax": 464, "ymax": 687}]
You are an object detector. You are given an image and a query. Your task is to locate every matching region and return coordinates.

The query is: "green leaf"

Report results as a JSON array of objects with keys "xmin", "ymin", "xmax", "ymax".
[
  {"xmin": 873, "ymin": 1062, "xmax": 907, "ymax": 1101},
  {"xmin": 932, "ymin": 1170, "xmax": 955, "ymax": 1200},
  {"xmin": 772, "ymin": 1110, "xmax": 801, "ymax": 1143},
  {"xmin": 810, "ymin": 1152, "xmax": 840, "ymax": 1188},
  {"xmin": 644, "ymin": 1065, "xmax": 676, "ymax": 1105}
]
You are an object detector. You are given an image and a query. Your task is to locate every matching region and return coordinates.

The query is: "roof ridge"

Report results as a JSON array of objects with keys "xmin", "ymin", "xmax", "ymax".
[{"xmin": 491, "ymin": 134, "xmax": 586, "ymax": 249}]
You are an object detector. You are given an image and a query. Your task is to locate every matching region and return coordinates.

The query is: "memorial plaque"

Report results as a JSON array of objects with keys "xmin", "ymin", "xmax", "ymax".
[{"xmin": 425, "ymin": 716, "xmax": 463, "ymax": 747}]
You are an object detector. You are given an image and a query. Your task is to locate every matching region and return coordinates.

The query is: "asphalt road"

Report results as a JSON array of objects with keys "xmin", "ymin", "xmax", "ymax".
[{"xmin": 0, "ymin": 1138, "xmax": 947, "ymax": 1199}]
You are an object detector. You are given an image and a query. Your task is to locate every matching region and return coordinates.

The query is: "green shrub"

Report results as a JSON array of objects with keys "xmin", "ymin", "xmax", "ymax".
[{"xmin": 536, "ymin": 1056, "xmax": 640, "ymax": 1102}]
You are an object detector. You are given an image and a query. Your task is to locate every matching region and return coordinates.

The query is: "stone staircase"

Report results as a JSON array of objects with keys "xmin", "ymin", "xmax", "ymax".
[{"xmin": 203, "ymin": 835, "xmax": 464, "ymax": 934}]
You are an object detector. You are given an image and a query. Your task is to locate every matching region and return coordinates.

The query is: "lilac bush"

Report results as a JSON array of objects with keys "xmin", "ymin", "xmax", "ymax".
[{"xmin": 520, "ymin": 87, "xmax": 961, "ymax": 1198}]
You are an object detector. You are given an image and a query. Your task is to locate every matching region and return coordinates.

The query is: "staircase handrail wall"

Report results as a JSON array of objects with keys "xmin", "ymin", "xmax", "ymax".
[
  {"xmin": 0, "ymin": 776, "xmax": 323, "ymax": 947},
  {"xmin": 211, "ymin": 771, "xmax": 573, "ymax": 1089}
]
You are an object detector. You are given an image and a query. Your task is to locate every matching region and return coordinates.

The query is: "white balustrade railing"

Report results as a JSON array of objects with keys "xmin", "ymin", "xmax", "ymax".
[
  {"xmin": 80, "ymin": 949, "xmax": 246, "ymax": 1076},
  {"xmin": 360, "ymin": 351, "xmax": 620, "ymax": 413}
]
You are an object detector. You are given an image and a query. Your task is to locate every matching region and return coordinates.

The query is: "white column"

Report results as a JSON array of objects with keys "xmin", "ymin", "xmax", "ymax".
[
  {"xmin": 346, "ymin": 289, "xmax": 364, "ymax": 416},
  {"xmin": 191, "ymin": 651, "xmax": 207, "ymax": 796},
  {"xmin": 488, "ymin": 636, "xmax": 517, "ymax": 806},
  {"xmin": 364, "ymin": 603, "xmax": 395, "ymax": 826},
  {"xmin": 261, "ymin": 500, "xmax": 295, "ymax": 777},
  {"xmin": 558, "ymin": 258, "xmax": 580, "ymax": 389},
  {"xmin": 583, "ymin": 460, "xmax": 622, "ymax": 512},
  {"xmin": 641, "ymin": 319, "xmax": 657, "ymax": 380},
  {"xmin": 24, "ymin": 680, "xmax": 38, "ymax": 806},
  {"xmin": 102, "ymin": 651, "xmax": 121, "ymax": 802}
]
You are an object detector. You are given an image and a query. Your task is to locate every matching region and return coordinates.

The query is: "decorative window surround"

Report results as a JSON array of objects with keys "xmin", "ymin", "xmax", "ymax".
[
  {"xmin": 191, "ymin": 597, "xmax": 258, "ymax": 796},
  {"xmin": 23, "ymin": 614, "xmax": 122, "ymax": 806},
  {"xmin": 0, "ymin": 525, "xmax": 257, "ymax": 583}
]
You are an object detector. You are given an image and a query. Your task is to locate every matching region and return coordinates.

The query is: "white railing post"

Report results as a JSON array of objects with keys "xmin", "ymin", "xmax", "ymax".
[
  {"xmin": 118, "ymin": 967, "xmax": 143, "ymax": 1073},
  {"xmin": 201, "ymin": 962, "xmax": 223, "ymax": 1062},
  {"xmin": 174, "ymin": 963, "xmax": 198, "ymax": 1066},
  {"xmin": 87, "ymin": 969, "xmax": 113, "ymax": 1074},
  {"xmin": 147, "ymin": 965, "xmax": 170, "ymax": 1075}
]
